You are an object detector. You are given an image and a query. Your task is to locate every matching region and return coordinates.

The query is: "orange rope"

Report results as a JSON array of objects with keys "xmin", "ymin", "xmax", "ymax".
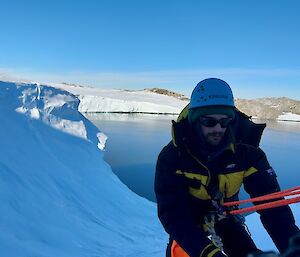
[
  {"xmin": 222, "ymin": 186, "xmax": 300, "ymax": 215},
  {"xmin": 223, "ymin": 186, "xmax": 300, "ymax": 207},
  {"xmin": 229, "ymin": 196, "xmax": 300, "ymax": 215}
]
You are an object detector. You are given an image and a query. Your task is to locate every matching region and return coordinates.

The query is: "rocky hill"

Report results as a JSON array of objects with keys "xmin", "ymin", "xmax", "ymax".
[
  {"xmin": 235, "ymin": 97, "xmax": 300, "ymax": 120},
  {"xmin": 145, "ymin": 88, "xmax": 189, "ymax": 101},
  {"xmin": 147, "ymin": 88, "xmax": 300, "ymax": 120}
]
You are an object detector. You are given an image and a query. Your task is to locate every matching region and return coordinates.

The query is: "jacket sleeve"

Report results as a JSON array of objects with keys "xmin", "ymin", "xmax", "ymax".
[
  {"xmin": 155, "ymin": 143, "xmax": 219, "ymax": 257},
  {"xmin": 243, "ymin": 146, "xmax": 300, "ymax": 253}
]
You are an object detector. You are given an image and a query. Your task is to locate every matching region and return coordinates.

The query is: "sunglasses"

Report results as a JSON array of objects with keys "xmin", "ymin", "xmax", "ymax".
[{"xmin": 197, "ymin": 117, "xmax": 233, "ymax": 128}]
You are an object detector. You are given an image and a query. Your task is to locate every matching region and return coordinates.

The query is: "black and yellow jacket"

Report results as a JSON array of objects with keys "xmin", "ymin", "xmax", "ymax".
[{"xmin": 155, "ymin": 108, "xmax": 299, "ymax": 257}]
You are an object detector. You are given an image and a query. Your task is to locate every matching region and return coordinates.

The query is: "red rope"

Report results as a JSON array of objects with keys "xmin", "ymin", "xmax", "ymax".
[
  {"xmin": 222, "ymin": 186, "xmax": 300, "ymax": 215},
  {"xmin": 223, "ymin": 186, "xmax": 300, "ymax": 207},
  {"xmin": 229, "ymin": 196, "xmax": 300, "ymax": 215}
]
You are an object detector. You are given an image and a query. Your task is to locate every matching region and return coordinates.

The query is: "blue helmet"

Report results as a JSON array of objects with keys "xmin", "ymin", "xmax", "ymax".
[
  {"xmin": 189, "ymin": 78, "xmax": 235, "ymax": 109},
  {"xmin": 188, "ymin": 78, "xmax": 235, "ymax": 124}
]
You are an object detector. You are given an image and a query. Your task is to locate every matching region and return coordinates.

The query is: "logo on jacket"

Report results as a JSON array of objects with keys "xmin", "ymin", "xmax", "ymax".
[
  {"xmin": 226, "ymin": 163, "xmax": 236, "ymax": 169},
  {"xmin": 267, "ymin": 167, "xmax": 276, "ymax": 176}
]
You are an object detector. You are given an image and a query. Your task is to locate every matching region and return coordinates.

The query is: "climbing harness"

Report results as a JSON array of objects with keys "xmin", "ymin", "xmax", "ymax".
[
  {"xmin": 203, "ymin": 191, "xmax": 227, "ymax": 250},
  {"xmin": 204, "ymin": 212, "xmax": 224, "ymax": 250}
]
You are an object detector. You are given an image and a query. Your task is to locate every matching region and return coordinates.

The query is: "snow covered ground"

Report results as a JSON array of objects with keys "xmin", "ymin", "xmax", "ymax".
[
  {"xmin": 277, "ymin": 112, "xmax": 300, "ymax": 121},
  {"xmin": 0, "ymin": 81, "xmax": 166, "ymax": 257},
  {"xmin": 0, "ymin": 81, "xmax": 299, "ymax": 256},
  {"xmin": 54, "ymin": 83, "xmax": 189, "ymax": 114}
]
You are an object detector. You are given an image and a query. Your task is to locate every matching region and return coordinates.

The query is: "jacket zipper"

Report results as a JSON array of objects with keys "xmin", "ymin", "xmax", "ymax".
[{"xmin": 183, "ymin": 142, "xmax": 212, "ymax": 188}]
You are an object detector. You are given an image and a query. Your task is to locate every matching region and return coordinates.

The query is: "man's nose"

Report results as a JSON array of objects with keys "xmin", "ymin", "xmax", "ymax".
[{"xmin": 213, "ymin": 123, "xmax": 225, "ymax": 131}]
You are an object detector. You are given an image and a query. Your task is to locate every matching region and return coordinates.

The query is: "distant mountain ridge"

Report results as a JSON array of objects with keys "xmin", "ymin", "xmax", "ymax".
[
  {"xmin": 146, "ymin": 87, "xmax": 300, "ymax": 120},
  {"xmin": 58, "ymin": 83, "xmax": 300, "ymax": 120}
]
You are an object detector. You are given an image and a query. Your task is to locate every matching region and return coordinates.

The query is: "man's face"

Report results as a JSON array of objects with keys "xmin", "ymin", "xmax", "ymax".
[{"xmin": 197, "ymin": 114, "xmax": 232, "ymax": 146}]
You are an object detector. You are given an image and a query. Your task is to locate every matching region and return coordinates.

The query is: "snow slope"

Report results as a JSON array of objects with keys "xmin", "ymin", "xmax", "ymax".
[
  {"xmin": 0, "ymin": 81, "xmax": 299, "ymax": 256},
  {"xmin": 0, "ymin": 81, "xmax": 166, "ymax": 257}
]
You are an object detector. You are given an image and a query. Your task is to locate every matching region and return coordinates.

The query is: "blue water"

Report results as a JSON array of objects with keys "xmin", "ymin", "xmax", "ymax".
[{"xmin": 87, "ymin": 113, "xmax": 300, "ymax": 203}]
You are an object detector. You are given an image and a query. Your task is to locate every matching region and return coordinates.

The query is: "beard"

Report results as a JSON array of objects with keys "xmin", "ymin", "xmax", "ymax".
[{"xmin": 204, "ymin": 131, "xmax": 225, "ymax": 146}]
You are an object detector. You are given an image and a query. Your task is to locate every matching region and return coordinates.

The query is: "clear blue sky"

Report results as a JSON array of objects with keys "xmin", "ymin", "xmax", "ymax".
[{"xmin": 1, "ymin": 0, "xmax": 300, "ymax": 99}]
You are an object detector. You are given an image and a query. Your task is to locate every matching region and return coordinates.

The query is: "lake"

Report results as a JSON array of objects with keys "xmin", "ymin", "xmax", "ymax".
[{"xmin": 86, "ymin": 113, "xmax": 300, "ymax": 203}]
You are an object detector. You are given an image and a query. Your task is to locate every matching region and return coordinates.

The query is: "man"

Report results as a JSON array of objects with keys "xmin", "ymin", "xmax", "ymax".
[{"xmin": 155, "ymin": 78, "xmax": 299, "ymax": 257}]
